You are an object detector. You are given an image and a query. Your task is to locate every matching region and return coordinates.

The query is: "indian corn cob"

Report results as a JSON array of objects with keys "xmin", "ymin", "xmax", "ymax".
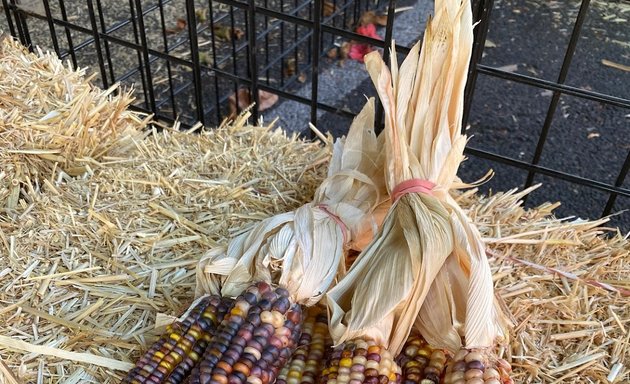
[
  {"xmin": 319, "ymin": 339, "xmax": 402, "ymax": 384},
  {"xmin": 442, "ymin": 349, "xmax": 514, "ymax": 384},
  {"xmin": 188, "ymin": 281, "xmax": 303, "ymax": 384},
  {"xmin": 276, "ymin": 306, "xmax": 332, "ymax": 384},
  {"xmin": 395, "ymin": 333, "xmax": 447, "ymax": 384},
  {"xmin": 124, "ymin": 295, "xmax": 233, "ymax": 384}
]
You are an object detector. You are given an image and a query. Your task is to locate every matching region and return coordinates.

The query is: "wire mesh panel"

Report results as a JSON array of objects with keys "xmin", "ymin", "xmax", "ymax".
[
  {"xmin": 1, "ymin": 0, "xmax": 628, "ymax": 229},
  {"xmin": 461, "ymin": 0, "xmax": 630, "ymax": 229}
]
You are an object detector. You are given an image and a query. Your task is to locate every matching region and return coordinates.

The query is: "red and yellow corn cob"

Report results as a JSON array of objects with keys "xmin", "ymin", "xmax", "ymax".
[
  {"xmin": 124, "ymin": 295, "xmax": 233, "ymax": 384},
  {"xmin": 188, "ymin": 281, "xmax": 303, "ymax": 384},
  {"xmin": 276, "ymin": 306, "xmax": 332, "ymax": 384},
  {"xmin": 443, "ymin": 349, "xmax": 514, "ymax": 384},
  {"xmin": 320, "ymin": 340, "xmax": 402, "ymax": 384},
  {"xmin": 395, "ymin": 333, "xmax": 447, "ymax": 384}
]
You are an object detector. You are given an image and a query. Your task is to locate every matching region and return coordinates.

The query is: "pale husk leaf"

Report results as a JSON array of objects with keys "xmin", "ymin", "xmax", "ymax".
[{"xmin": 327, "ymin": 193, "xmax": 453, "ymax": 351}]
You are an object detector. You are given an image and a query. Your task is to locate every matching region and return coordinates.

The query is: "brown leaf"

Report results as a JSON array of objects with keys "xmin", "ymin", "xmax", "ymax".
[
  {"xmin": 323, "ymin": 1, "xmax": 335, "ymax": 17},
  {"xmin": 284, "ymin": 58, "xmax": 296, "ymax": 77},
  {"xmin": 257, "ymin": 90, "xmax": 279, "ymax": 111},
  {"xmin": 166, "ymin": 18, "xmax": 187, "ymax": 34},
  {"xmin": 228, "ymin": 89, "xmax": 279, "ymax": 119},
  {"xmin": 232, "ymin": 28, "xmax": 245, "ymax": 40},
  {"xmin": 297, "ymin": 73, "xmax": 307, "ymax": 83},
  {"xmin": 327, "ymin": 47, "xmax": 339, "ymax": 59}
]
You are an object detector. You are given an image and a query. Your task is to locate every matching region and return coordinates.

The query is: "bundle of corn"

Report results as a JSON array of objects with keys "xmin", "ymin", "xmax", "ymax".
[
  {"xmin": 326, "ymin": 0, "xmax": 509, "ymax": 382},
  {"xmin": 0, "ymin": 35, "xmax": 148, "ymax": 210},
  {"xmin": 197, "ymin": 97, "xmax": 388, "ymax": 305}
]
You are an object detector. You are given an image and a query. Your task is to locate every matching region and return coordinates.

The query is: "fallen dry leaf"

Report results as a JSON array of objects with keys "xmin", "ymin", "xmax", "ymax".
[
  {"xmin": 327, "ymin": 47, "xmax": 339, "ymax": 59},
  {"xmin": 297, "ymin": 73, "xmax": 307, "ymax": 83},
  {"xmin": 232, "ymin": 28, "xmax": 245, "ymax": 40},
  {"xmin": 196, "ymin": 8, "xmax": 208, "ymax": 23},
  {"xmin": 228, "ymin": 89, "xmax": 279, "ymax": 119},
  {"xmin": 214, "ymin": 25, "xmax": 233, "ymax": 41},
  {"xmin": 284, "ymin": 58, "xmax": 296, "ymax": 77},
  {"xmin": 166, "ymin": 18, "xmax": 187, "ymax": 34},
  {"xmin": 323, "ymin": 1, "xmax": 335, "ymax": 17}
]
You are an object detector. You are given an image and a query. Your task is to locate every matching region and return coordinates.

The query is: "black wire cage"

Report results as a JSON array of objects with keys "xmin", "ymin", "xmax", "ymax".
[{"xmin": 1, "ymin": 0, "xmax": 629, "ymax": 230}]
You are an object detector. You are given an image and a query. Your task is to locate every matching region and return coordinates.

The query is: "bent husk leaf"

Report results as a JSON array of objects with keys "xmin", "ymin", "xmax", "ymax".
[{"xmin": 196, "ymin": 98, "xmax": 388, "ymax": 306}]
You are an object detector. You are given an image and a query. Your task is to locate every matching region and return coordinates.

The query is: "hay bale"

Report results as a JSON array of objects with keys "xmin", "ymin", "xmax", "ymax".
[
  {"xmin": 0, "ymin": 35, "xmax": 148, "ymax": 210},
  {"xmin": 0, "ymin": 35, "xmax": 627, "ymax": 384}
]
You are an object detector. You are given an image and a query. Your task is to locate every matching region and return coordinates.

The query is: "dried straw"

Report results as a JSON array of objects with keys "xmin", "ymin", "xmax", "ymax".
[
  {"xmin": 457, "ymin": 187, "xmax": 629, "ymax": 383},
  {"xmin": 0, "ymin": 35, "xmax": 149, "ymax": 212},
  {"xmin": 0, "ymin": 33, "xmax": 627, "ymax": 384}
]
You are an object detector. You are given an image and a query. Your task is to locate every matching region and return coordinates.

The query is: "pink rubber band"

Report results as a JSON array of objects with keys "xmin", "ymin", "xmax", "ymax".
[
  {"xmin": 318, "ymin": 204, "xmax": 349, "ymax": 244},
  {"xmin": 392, "ymin": 179, "xmax": 436, "ymax": 203}
]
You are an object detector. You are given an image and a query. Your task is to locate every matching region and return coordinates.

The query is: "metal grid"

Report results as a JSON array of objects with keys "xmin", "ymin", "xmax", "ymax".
[
  {"xmin": 1, "ymin": 0, "xmax": 381, "ymax": 127},
  {"xmin": 1, "ymin": 0, "xmax": 629, "ymax": 221},
  {"xmin": 464, "ymin": 0, "xmax": 630, "ymax": 219}
]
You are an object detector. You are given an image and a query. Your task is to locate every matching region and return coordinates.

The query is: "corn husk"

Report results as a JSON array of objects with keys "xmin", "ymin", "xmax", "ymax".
[
  {"xmin": 196, "ymin": 98, "xmax": 388, "ymax": 305},
  {"xmin": 326, "ymin": 0, "xmax": 506, "ymax": 355}
]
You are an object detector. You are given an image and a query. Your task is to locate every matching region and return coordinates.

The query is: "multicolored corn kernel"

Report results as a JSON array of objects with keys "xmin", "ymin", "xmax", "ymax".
[
  {"xmin": 188, "ymin": 282, "xmax": 303, "ymax": 384},
  {"xmin": 276, "ymin": 305, "xmax": 332, "ymax": 384},
  {"xmin": 443, "ymin": 349, "xmax": 514, "ymax": 384},
  {"xmin": 320, "ymin": 339, "xmax": 402, "ymax": 384},
  {"xmin": 394, "ymin": 332, "xmax": 447, "ymax": 384},
  {"xmin": 123, "ymin": 295, "xmax": 233, "ymax": 384}
]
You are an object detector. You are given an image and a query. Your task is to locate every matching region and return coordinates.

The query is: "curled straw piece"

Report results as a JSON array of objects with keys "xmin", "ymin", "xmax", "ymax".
[
  {"xmin": 326, "ymin": 0, "xmax": 507, "ymax": 355},
  {"xmin": 195, "ymin": 98, "xmax": 388, "ymax": 306}
]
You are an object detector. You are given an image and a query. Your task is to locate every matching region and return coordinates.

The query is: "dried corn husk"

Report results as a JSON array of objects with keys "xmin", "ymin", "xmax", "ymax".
[
  {"xmin": 326, "ymin": 0, "xmax": 506, "ymax": 355},
  {"xmin": 196, "ymin": 98, "xmax": 388, "ymax": 305}
]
